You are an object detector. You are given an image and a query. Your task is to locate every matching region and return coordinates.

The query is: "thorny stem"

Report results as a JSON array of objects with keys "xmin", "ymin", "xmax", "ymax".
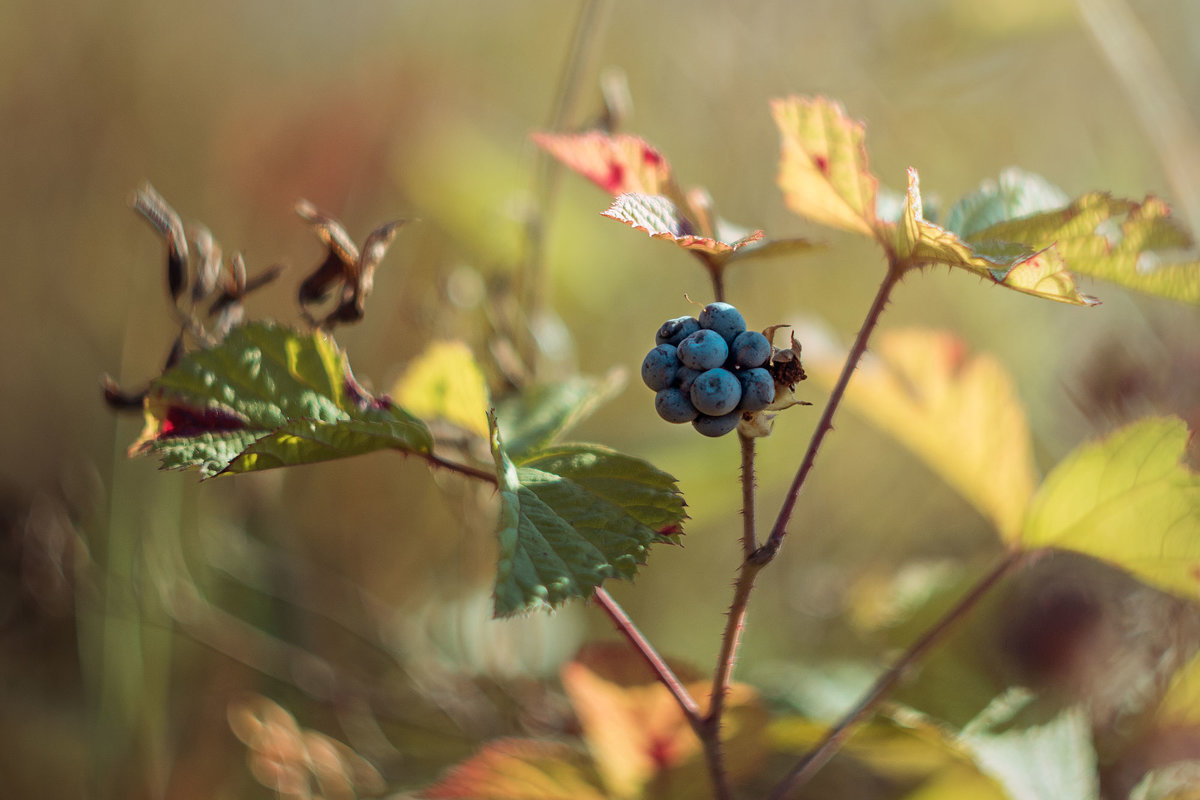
[
  {"xmin": 423, "ymin": 452, "xmax": 499, "ymax": 485},
  {"xmin": 756, "ymin": 265, "xmax": 903, "ymax": 562},
  {"xmin": 591, "ymin": 587, "xmax": 704, "ymax": 730},
  {"xmin": 766, "ymin": 550, "xmax": 1035, "ymax": 800},
  {"xmin": 738, "ymin": 432, "xmax": 758, "ymax": 558}
]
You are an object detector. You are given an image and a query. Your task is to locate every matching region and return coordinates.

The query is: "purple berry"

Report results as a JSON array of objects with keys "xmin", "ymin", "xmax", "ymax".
[
  {"xmin": 655, "ymin": 388, "xmax": 698, "ymax": 423},
  {"xmin": 641, "ymin": 344, "xmax": 679, "ymax": 391},
  {"xmin": 737, "ymin": 367, "xmax": 775, "ymax": 411},
  {"xmin": 693, "ymin": 410, "xmax": 742, "ymax": 437},
  {"xmin": 655, "ymin": 316, "xmax": 701, "ymax": 346},
  {"xmin": 690, "ymin": 368, "xmax": 741, "ymax": 416},
  {"xmin": 677, "ymin": 329, "xmax": 729, "ymax": 371},
  {"xmin": 731, "ymin": 330, "xmax": 771, "ymax": 369},
  {"xmin": 698, "ymin": 302, "xmax": 746, "ymax": 343}
]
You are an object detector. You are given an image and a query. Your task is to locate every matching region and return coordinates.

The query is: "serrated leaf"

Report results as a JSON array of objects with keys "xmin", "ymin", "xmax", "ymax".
[
  {"xmin": 392, "ymin": 339, "xmax": 490, "ymax": 438},
  {"xmin": 811, "ymin": 329, "xmax": 1037, "ymax": 543},
  {"xmin": 488, "ymin": 416, "xmax": 683, "ymax": 616},
  {"xmin": 960, "ymin": 706, "xmax": 1098, "ymax": 800},
  {"xmin": 494, "ymin": 371, "xmax": 625, "ymax": 459},
  {"xmin": 899, "ymin": 169, "xmax": 1098, "ymax": 306},
  {"xmin": 563, "ymin": 658, "xmax": 767, "ymax": 800},
  {"xmin": 131, "ymin": 322, "xmax": 432, "ymax": 477},
  {"xmin": 772, "ymin": 95, "xmax": 880, "ymax": 238},
  {"xmin": 970, "ymin": 193, "xmax": 1200, "ymax": 304},
  {"xmin": 944, "ymin": 168, "xmax": 1070, "ymax": 239},
  {"xmin": 1021, "ymin": 416, "xmax": 1200, "ymax": 599},
  {"xmin": 422, "ymin": 738, "xmax": 607, "ymax": 800},
  {"xmin": 601, "ymin": 193, "xmax": 764, "ymax": 255}
]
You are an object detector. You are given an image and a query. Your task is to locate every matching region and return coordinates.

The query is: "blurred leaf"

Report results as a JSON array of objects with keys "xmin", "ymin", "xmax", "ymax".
[
  {"xmin": 1155, "ymin": 650, "xmax": 1200, "ymax": 727},
  {"xmin": 562, "ymin": 658, "xmax": 766, "ymax": 800},
  {"xmin": 393, "ymin": 340, "xmax": 490, "ymax": 438},
  {"xmin": 532, "ymin": 131, "xmax": 678, "ymax": 198},
  {"xmin": 1130, "ymin": 762, "xmax": 1200, "ymax": 800},
  {"xmin": 601, "ymin": 193, "xmax": 764, "ymax": 255},
  {"xmin": 1021, "ymin": 416, "xmax": 1200, "ymax": 598},
  {"xmin": 901, "ymin": 765, "xmax": 1008, "ymax": 800},
  {"xmin": 944, "ymin": 168, "xmax": 1069, "ymax": 239},
  {"xmin": 898, "ymin": 169, "xmax": 1098, "ymax": 306},
  {"xmin": 488, "ymin": 415, "xmax": 683, "ymax": 616},
  {"xmin": 971, "ymin": 193, "xmax": 1200, "ymax": 304},
  {"xmin": 422, "ymin": 739, "xmax": 607, "ymax": 800},
  {"xmin": 772, "ymin": 95, "xmax": 880, "ymax": 238},
  {"xmin": 812, "ymin": 328, "xmax": 1037, "ymax": 542},
  {"xmin": 131, "ymin": 322, "xmax": 432, "ymax": 477},
  {"xmin": 960, "ymin": 706, "xmax": 1098, "ymax": 800},
  {"xmin": 494, "ymin": 370, "xmax": 625, "ymax": 459}
]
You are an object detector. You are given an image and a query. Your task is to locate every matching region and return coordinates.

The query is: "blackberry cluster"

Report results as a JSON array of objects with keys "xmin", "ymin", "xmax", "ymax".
[{"xmin": 641, "ymin": 302, "xmax": 775, "ymax": 437}]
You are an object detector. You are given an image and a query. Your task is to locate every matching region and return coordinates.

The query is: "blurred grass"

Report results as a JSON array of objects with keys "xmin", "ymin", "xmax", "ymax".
[{"xmin": 2, "ymin": 0, "xmax": 1199, "ymax": 797}]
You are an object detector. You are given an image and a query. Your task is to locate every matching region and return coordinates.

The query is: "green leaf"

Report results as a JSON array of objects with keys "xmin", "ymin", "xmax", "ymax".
[
  {"xmin": 488, "ymin": 416, "xmax": 684, "ymax": 616},
  {"xmin": 898, "ymin": 169, "xmax": 1098, "ymax": 306},
  {"xmin": 392, "ymin": 339, "xmax": 490, "ymax": 438},
  {"xmin": 970, "ymin": 193, "xmax": 1200, "ymax": 304},
  {"xmin": 494, "ymin": 371, "xmax": 625, "ymax": 459},
  {"xmin": 810, "ymin": 328, "xmax": 1038, "ymax": 543},
  {"xmin": 772, "ymin": 95, "xmax": 880, "ymax": 238},
  {"xmin": 1021, "ymin": 416, "xmax": 1200, "ymax": 599},
  {"xmin": 960, "ymin": 706, "xmax": 1099, "ymax": 800},
  {"xmin": 131, "ymin": 322, "xmax": 432, "ymax": 477},
  {"xmin": 422, "ymin": 738, "xmax": 608, "ymax": 800},
  {"xmin": 601, "ymin": 193, "xmax": 764, "ymax": 255},
  {"xmin": 944, "ymin": 168, "xmax": 1069, "ymax": 239}
]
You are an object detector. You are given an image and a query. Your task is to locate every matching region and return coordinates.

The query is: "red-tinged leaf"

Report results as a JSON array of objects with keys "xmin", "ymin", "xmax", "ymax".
[
  {"xmin": 532, "ymin": 131, "xmax": 676, "ymax": 197},
  {"xmin": 772, "ymin": 95, "xmax": 880, "ymax": 238},
  {"xmin": 602, "ymin": 193, "xmax": 764, "ymax": 256},
  {"xmin": 422, "ymin": 739, "xmax": 606, "ymax": 800},
  {"xmin": 898, "ymin": 169, "xmax": 1099, "ymax": 306}
]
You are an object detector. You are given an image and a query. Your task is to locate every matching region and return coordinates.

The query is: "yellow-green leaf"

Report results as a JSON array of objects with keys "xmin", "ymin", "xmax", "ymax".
[
  {"xmin": 392, "ymin": 339, "xmax": 490, "ymax": 438},
  {"xmin": 1021, "ymin": 416, "xmax": 1200, "ymax": 599},
  {"xmin": 899, "ymin": 169, "xmax": 1098, "ymax": 306},
  {"xmin": 772, "ymin": 95, "xmax": 881, "ymax": 239},
  {"xmin": 811, "ymin": 328, "xmax": 1037, "ymax": 542},
  {"xmin": 1157, "ymin": 651, "xmax": 1200, "ymax": 728},
  {"xmin": 972, "ymin": 193, "xmax": 1200, "ymax": 304},
  {"xmin": 423, "ymin": 738, "xmax": 608, "ymax": 800}
]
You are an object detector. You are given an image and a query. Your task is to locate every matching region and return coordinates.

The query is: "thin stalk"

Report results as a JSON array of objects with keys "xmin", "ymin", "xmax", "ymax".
[
  {"xmin": 517, "ymin": 0, "xmax": 610, "ymax": 368},
  {"xmin": 423, "ymin": 451, "xmax": 499, "ymax": 485},
  {"xmin": 738, "ymin": 432, "xmax": 758, "ymax": 558},
  {"xmin": 757, "ymin": 266, "xmax": 901, "ymax": 562},
  {"xmin": 591, "ymin": 587, "xmax": 703, "ymax": 730},
  {"xmin": 766, "ymin": 550, "xmax": 1033, "ymax": 800}
]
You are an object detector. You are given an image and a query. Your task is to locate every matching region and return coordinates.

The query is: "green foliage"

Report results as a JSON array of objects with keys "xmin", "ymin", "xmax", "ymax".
[
  {"xmin": 132, "ymin": 322, "xmax": 432, "ymax": 477},
  {"xmin": 943, "ymin": 168, "xmax": 1069, "ymax": 239},
  {"xmin": 960, "ymin": 706, "xmax": 1098, "ymax": 800},
  {"xmin": 489, "ymin": 415, "xmax": 684, "ymax": 617},
  {"xmin": 493, "ymin": 372, "xmax": 625, "ymax": 460}
]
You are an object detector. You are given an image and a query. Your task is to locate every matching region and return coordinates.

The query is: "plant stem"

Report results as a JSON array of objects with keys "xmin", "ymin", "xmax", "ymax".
[
  {"xmin": 766, "ymin": 549, "xmax": 1033, "ymax": 800},
  {"xmin": 756, "ymin": 266, "xmax": 901, "ymax": 562},
  {"xmin": 422, "ymin": 452, "xmax": 499, "ymax": 485},
  {"xmin": 591, "ymin": 587, "xmax": 703, "ymax": 729},
  {"xmin": 738, "ymin": 432, "xmax": 758, "ymax": 557}
]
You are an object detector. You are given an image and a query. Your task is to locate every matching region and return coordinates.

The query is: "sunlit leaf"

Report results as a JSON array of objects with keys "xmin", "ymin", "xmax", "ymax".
[
  {"xmin": 532, "ymin": 131, "xmax": 677, "ymax": 197},
  {"xmin": 944, "ymin": 168, "xmax": 1069, "ymax": 239},
  {"xmin": 422, "ymin": 739, "xmax": 607, "ymax": 800},
  {"xmin": 971, "ymin": 193, "xmax": 1200, "ymax": 304},
  {"xmin": 602, "ymin": 193, "xmax": 764, "ymax": 255},
  {"xmin": 811, "ymin": 328, "xmax": 1037, "ymax": 542},
  {"xmin": 488, "ymin": 416, "xmax": 684, "ymax": 616},
  {"xmin": 494, "ymin": 371, "xmax": 625, "ymax": 459},
  {"xmin": 563, "ymin": 658, "xmax": 767, "ymax": 800},
  {"xmin": 901, "ymin": 766, "xmax": 1009, "ymax": 800},
  {"xmin": 899, "ymin": 169, "xmax": 1098, "ymax": 306},
  {"xmin": 772, "ymin": 95, "xmax": 880, "ymax": 238},
  {"xmin": 131, "ymin": 322, "xmax": 432, "ymax": 477},
  {"xmin": 1021, "ymin": 416, "xmax": 1200, "ymax": 599},
  {"xmin": 1153, "ymin": 649, "xmax": 1200, "ymax": 727},
  {"xmin": 392, "ymin": 340, "xmax": 490, "ymax": 438},
  {"xmin": 960, "ymin": 706, "xmax": 1098, "ymax": 800}
]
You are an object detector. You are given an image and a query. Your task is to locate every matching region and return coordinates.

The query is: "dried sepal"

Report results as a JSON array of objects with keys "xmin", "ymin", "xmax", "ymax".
[
  {"xmin": 188, "ymin": 223, "xmax": 222, "ymax": 303},
  {"xmin": 100, "ymin": 374, "xmax": 146, "ymax": 411},
  {"xmin": 131, "ymin": 183, "xmax": 189, "ymax": 301}
]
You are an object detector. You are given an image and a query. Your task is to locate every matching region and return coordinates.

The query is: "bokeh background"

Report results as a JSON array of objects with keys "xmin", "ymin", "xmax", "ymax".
[{"xmin": 3, "ymin": 0, "xmax": 1200, "ymax": 797}]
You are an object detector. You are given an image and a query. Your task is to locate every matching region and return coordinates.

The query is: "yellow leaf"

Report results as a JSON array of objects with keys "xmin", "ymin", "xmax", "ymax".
[
  {"xmin": 1158, "ymin": 651, "xmax": 1200, "ymax": 728},
  {"xmin": 812, "ymin": 329, "xmax": 1037, "ymax": 543},
  {"xmin": 393, "ymin": 340, "xmax": 490, "ymax": 438},
  {"xmin": 1021, "ymin": 416, "xmax": 1200, "ymax": 599},
  {"xmin": 772, "ymin": 95, "xmax": 881, "ymax": 239}
]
